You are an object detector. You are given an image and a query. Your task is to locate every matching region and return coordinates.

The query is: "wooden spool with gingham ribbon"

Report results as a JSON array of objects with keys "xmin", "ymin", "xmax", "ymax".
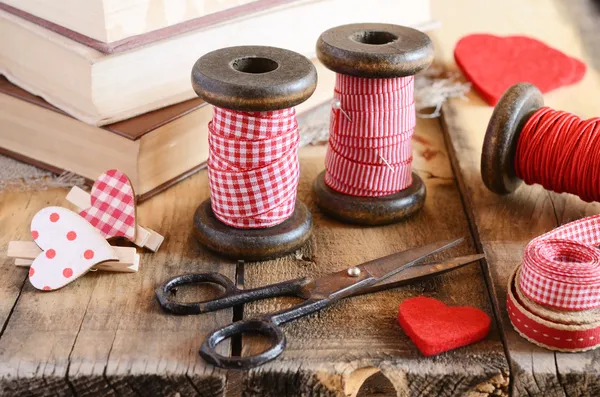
[{"xmin": 191, "ymin": 46, "xmax": 317, "ymax": 260}]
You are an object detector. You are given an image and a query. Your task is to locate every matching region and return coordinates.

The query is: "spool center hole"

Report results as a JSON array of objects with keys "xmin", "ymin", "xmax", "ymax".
[
  {"xmin": 351, "ymin": 30, "xmax": 398, "ymax": 45},
  {"xmin": 231, "ymin": 57, "xmax": 279, "ymax": 74}
]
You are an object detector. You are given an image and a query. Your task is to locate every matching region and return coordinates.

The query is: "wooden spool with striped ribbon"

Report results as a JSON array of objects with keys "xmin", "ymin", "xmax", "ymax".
[{"xmin": 312, "ymin": 23, "xmax": 434, "ymax": 225}]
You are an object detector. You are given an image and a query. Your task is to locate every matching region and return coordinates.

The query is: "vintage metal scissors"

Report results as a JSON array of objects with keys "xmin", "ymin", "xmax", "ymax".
[{"xmin": 155, "ymin": 238, "xmax": 483, "ymax": 369}]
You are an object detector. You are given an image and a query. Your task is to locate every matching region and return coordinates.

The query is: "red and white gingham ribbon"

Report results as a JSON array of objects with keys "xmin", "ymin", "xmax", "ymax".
[
  {"xmin": 207, "ymin": 107, "xmax": 299, "ymax": 228},
  {"xmin": 519, "ymin": 214, "xmax": 600, "ymax": 311},
  {"xmin": 324, "ymin": 74, "xmax": 416, "ymax": 197}
]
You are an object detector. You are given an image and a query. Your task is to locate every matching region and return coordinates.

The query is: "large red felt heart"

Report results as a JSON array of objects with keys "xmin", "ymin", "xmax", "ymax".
[
  {"xmin": 398, "ymin": 296, "xmax": 491, "ymax": 356},
  {"xmin": 454, "ymin": 34, "xmax": 586, "ymax": 106}
]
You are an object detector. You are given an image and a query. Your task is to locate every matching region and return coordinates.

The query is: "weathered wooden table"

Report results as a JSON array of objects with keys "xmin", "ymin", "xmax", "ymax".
[{"xmin": 1, "ymin": 0, "xmax": 598, "ymax": 395}]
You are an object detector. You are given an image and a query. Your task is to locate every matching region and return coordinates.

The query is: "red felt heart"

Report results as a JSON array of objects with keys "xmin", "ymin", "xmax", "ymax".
[
  {"xmin": 398, "ymin": 296, "xmax": 491, "ymax": 356},
  {"xmin": 454, "ymin": 34, "xmax": 586, "ymax": 106}
]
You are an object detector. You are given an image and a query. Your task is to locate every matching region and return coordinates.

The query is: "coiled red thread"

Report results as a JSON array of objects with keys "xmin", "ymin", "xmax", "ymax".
[
  {"xmin": 324, "ymin": 74, "xmax": 416, "ymax": 197},
  {"xmin": 515, "ymin": 107, "xmax": 600, "ymax": 203},
  {"xmin": 207, "ymin": 106, "xmax": 299, "ymax": 229}
]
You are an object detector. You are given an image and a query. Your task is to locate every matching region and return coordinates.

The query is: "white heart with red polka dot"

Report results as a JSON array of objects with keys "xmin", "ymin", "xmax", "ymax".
[{"xmin": 29, "ymin": 206, "xmax": 118, "ymax": 291}]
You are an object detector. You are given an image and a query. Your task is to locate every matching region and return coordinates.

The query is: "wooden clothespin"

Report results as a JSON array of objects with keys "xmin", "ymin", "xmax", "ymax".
[
  {"xmin": 9, "ymin": 241, "xmax": 139, "ymax": 273},
  {"xmin": 8, "ymin": 206, "xmax": 140, "ymax": 291},
  {"xmin": 66, "ymin": 170, "xmax": 164, "ymax": 252}
]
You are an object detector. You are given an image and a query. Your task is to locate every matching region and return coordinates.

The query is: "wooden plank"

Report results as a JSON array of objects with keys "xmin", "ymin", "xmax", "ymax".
[
  {"xmin": 432, "ymin": 0, "xmax": 600, "ymax": 395},
  {"xmin": 238, "ymin": 118, "xmax": 509, "ymax": 396},
  {"xmin": 0, "ymin": 189, "xmax": 66, "ymax": 331},
  {"xmin": 0, "ymin": 174, "xmax": 233, "ymax": 396}
]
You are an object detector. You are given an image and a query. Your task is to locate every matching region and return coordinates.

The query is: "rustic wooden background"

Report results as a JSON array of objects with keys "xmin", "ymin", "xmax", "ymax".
[{"xmin": 0, "ymin": 0, "xmax": 599, "ymax": 396}]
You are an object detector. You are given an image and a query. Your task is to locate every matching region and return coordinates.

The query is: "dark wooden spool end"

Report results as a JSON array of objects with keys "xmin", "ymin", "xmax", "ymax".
[
  {"xmin": 313, "ymin": 23, "xmax": 433, "ymax": 225},
  {"xmin": 191, "ymin": 46, "xmax": 317, "ymax": 260},
  {"xmin": 312, "ymin": 171, "xmax": 426, "ymax": 226},
  {"xmin": 481, "ymin": 83, "xmax": 544, "ymax": 195},
  {"xmin": 193, "ymin": 200, "xmax": 312, "ymax": 261}
]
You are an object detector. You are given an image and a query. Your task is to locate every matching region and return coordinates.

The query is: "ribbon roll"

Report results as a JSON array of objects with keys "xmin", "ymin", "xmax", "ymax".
[
  {"xmin": 519, "ymin": 214, "xmax": 600, "ymax": 311},
  {"xmin": 207, "ymin": 107, "xmax": 300, "ymax": 229},
  {"xmin": 324, "ymin": 74, "xmax": 416, "ymax": 197},
  {"xmin": 508, "ymin": 267, "xmax": 600, "ymax": 352}
]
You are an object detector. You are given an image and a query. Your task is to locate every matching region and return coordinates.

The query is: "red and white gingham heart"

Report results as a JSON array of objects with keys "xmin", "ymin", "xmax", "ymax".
[
  {"xmin": 80, "ymin": 169, "xmax": 137, "ymax": 241},
  {"xmin": 519, "ymin": 214, "xmax": 600, "ymax": 311},
  {"xmin": 29, "ymin": 207, "xmax": 117, "ymax": 291}
]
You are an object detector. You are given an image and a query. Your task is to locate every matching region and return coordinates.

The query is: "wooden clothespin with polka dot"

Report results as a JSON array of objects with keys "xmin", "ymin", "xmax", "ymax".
[
  {"xmin": 7, "ymin": 207, "xmax": 140, "ymax": 291},
  {"xmin": 9, "ymin": 241, "xmax": 139, "ymax": 272},
  {"xmin": 65, "ymin": 169, "xmax": 164, "ymax": 252}
]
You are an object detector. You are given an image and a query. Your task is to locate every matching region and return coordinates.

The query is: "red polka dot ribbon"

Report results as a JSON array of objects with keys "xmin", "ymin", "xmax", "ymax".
[
  {"xmin": 324, "ymin": 74, "xmax": 415, "ymax": 197},
  {"xmin": 508, "ymin": 268, "xmax": 600, "ymax": 352},
  {"xmin": 519, "ymin": 215, "xmax": 600, "ymax": 311},
  {"xmin": 207, "ymin": 107, "xmax": 299, "ymax": 228}
]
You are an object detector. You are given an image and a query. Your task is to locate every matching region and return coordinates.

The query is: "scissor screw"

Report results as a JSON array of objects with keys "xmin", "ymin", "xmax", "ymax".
[{"xmin": 347, "ymin": 267, "xmax": 361, "ymax": 277}]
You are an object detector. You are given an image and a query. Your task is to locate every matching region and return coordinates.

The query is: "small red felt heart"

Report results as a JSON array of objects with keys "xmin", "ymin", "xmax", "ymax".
[
  {"xmin": 398, "ymin": 296, "xmax": 490, "ymax": 356},
  {"xmin": 454, "ymin": 34, "xmax": 586, "ymax": 106}
]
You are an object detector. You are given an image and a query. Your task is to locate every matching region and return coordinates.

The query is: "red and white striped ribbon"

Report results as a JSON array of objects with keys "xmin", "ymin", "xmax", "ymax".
[
  {"xmin": 324, "ymin": 74, "xmax": 416, "ymax": 197},
  {"xmin": 519, "ymin": 214, "xmax": 600, "ymax": 311},
  {"xmin": 207, "ymin": 107, "xmax": 299, "ymax": 228}
]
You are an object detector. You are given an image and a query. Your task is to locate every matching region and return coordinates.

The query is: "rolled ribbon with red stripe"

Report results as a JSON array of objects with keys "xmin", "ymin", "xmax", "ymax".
[
  {"xmin": 324, "ymin": 74, "xmax": 416, "ymax": 197},
  {"xmin": 508, "ymin": 214, "xmax": 600, "ymax": 351},
  {"xmin": 208, "ymin": 107, "xmax": 300, "ymax": 228},
  {"xmin": 508, "ymin": 267, "xmax": 600, "ymax": 352},
  {"xmin": 519, "ymin": 214, "xmax": 600, "ymax": 311}
]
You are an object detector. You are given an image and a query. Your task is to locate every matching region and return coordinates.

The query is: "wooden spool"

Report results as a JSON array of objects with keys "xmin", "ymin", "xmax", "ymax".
[
  {"xmin": 191, "ymin": 46, "xmax": 317, "ymax": 260},
  {"xmin": 481, "ymin": 83, "xmax": 544, "ymax": 195},
  {"xmin": 312, "ymin": 23, "xmax": 434, "ymax": 225}
]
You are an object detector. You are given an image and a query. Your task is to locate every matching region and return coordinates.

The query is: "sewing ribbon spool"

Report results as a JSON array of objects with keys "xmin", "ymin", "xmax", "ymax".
[
  {"xmin": 508, "ymin": 214, "xmax": 600, "ymax": 351},
  {"xmin": 190, "ymin": 45, "xmax": 316, "ymax": 260},
  {"xmin": 208, "ymin": 107, "xmax": 299, "ymax": 228},
  {"xmin": 312, "ymin": 23, "xmax": 433, "ymax": 225},
  {"xmin": 325, "ymin": 74, "xmax": 416, "ymax": 197}
]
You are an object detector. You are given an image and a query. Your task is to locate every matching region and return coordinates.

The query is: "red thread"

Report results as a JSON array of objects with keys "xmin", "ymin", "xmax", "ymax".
[
  {"xmin": 324, "ymin": 74, "xmax": 415, "ymax": 196},
  {"xmin": 207, "ymin": 107, "xmax": 300, "ymax": 228},
  {"xmin": 515, "ymin": 107, "xmax": 600, "ymax": 203}
]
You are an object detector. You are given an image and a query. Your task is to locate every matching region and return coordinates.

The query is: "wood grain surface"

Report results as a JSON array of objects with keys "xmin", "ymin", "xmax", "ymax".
[
  {"xmin": 2, "ymin": 0, "xmax": 598, "ymax": 395},
  {"xmin": 0, "ymin": 177, "xmax": 234, "ymax": 396},
  {"xmin": 433, "ymin": 0, "xmax": 600, "ymax": 395},
  {"xmin": 0, "ymin": 116, "xmax": 509, "ymax": 396},
  {"xmin": 237, "ymin": 117, "xmax": 508, "ymax": 397}
]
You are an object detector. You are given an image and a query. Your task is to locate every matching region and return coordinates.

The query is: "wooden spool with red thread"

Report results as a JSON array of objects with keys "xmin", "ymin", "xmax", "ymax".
[{"xmin": 482, "ymin": 82, "xmax": 600, "ymax": 202}]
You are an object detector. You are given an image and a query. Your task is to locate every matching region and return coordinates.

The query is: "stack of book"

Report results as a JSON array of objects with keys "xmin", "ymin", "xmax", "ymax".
[{"xmin": 0, "ymin": 0, "xmax": 432, "ymax": 200}]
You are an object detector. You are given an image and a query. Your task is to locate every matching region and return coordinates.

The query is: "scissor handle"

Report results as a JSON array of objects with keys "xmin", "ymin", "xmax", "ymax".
[
  {"xmin": 155, "ymin": 273, "xmax": 237, "ymax": 315},
  {"xmin": 200, "ymin": 298, "xmax": 329, "ymax": 369},
  {"xmin": 156, "ymin": 273, "xmax": 311, "ymax": 315},
  {"xmin": 200, "ymin": 317, "xmax": 285, "ymax": 369}
]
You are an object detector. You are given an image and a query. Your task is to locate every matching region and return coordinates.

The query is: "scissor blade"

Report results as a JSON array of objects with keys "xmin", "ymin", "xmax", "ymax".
[
  {"xmin": 305, "ymin": 238, "xmax": 464, "ymax": 300},
  {"xmin": 352, "ymin": 254, "xmax": 484, "ymax": 297},
  {"xmin": 359, "ymin": 238, "xmax": 464, "ymax": 281}
]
